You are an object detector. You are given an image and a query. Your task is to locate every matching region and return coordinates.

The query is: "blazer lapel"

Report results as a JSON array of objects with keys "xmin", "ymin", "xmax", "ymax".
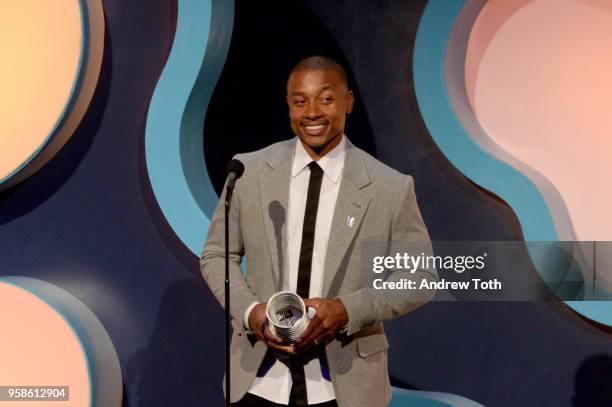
[
  {"xmin": 258, "ymin": 139, "xmax": 294, "ymax": 292},
  {"xmin": 322, "ymin": 141, "xmax": 372, "ymax": 298}
]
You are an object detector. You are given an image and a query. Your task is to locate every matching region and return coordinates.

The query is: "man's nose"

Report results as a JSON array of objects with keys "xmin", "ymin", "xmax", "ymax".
[{"xmin": 304, "ymin": 103, "xmax": 322, "ymax": 119}]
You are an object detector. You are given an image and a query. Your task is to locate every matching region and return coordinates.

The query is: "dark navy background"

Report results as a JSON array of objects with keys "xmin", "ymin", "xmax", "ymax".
[{"xmin": 1, "ymin": 1, "xmax": 611, "ymax": 406}]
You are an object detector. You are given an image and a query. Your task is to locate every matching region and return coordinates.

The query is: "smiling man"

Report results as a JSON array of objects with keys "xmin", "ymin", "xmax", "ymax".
[
  {"xmin": 200, "ymin": 55, "xmax": 437, "ymax": 407},
  {"xmin": 285, "ymin": 57, "xmax": 353, "ymax": 160}
]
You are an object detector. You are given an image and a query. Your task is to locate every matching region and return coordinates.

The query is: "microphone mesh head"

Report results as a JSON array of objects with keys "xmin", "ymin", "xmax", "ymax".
[{"xmin": 226, "ymin": 159, "xmax": 244, "ymax": 179}]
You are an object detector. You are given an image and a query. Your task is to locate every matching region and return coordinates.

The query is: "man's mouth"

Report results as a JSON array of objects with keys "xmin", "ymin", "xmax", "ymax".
[{"xmin": 301, "ymin": 123, "xmax": 328, "ymax": 136}]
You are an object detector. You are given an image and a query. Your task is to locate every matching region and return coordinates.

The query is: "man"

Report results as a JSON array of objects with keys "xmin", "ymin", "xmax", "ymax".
[{"xmin": 200, "ymin": 55, "xmax": 436, "ymax": 406}]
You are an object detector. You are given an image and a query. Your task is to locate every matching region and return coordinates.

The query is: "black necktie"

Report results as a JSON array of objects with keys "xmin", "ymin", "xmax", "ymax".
[{"xmin": 290, "ymin": 161, "xmax": 324, "ymax": 405}]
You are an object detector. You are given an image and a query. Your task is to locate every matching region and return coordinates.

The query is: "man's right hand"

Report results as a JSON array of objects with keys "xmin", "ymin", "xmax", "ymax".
[{"xmin": 248, "ymin": 303, "xmax": 295, "ymax": 354}]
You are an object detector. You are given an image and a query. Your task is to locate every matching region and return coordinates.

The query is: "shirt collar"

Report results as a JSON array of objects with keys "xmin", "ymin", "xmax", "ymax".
[{"xmin": 291, "ymin": 135, "xmax": 346, "ymax": 184}]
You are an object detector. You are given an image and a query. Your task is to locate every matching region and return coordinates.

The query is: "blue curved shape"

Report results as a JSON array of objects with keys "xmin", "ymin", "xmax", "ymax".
[
  {"xmin": 145, "ymin": 0, "xmax": 234, "ymax": 255},
  {"xmin": 414, "ymin": 0, "xmax": 557, "ymax": 241},
  {"xmin": 1, "ymin": 276, "xmax": 122, "ymax": 406},
  {"xmin": 0, "ymin": 0, "xmax": 89, "ymax": 189},
  {"xmin": 413, "ymin": 0, "xmax": 612, "ymax": 325},
  {"xmin": 391, "ymin": 387, "xmax": 485, "ymax": 407}
]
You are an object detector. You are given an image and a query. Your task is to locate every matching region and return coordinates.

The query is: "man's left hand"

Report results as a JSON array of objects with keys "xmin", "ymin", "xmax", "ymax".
[{"xmin": 295, "ymin": 298, "xmax": 348, "ymax": 351}]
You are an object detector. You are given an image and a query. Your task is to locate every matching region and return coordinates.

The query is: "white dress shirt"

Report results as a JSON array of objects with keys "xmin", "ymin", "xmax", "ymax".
[{"xmin": 244, "ymin": 135, "xmax": 346, "ymax": 404}]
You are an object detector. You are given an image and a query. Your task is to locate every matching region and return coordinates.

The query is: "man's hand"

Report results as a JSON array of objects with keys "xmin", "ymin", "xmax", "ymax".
[
  {"xmin": 295, "ymin": 298, "xmax": 348, "ymax": 351},
  {"xmin": 248, "ymin": 302, "xmax": 295, "ymax": 354}
]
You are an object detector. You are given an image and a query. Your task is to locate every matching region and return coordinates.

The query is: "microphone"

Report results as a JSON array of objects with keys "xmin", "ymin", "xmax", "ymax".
[{"xmin": 226, "ymin": 159, "xmax": 245, "ymax": 189}]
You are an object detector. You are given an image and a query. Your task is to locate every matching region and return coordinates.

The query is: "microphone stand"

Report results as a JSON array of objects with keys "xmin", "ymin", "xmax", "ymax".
[
  {"xmin": 224, "ymin": 183, "xmax": 236, "ymax": 407},
  {"xmin": 223, "ymin": 159, "xmax": 242, "ymax": 407}
]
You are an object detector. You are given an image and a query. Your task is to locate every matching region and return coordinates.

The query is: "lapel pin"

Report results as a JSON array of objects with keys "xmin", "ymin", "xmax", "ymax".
[{"xmin": 347, "ymin": 216, "xmax": 355, "ymax": 228}]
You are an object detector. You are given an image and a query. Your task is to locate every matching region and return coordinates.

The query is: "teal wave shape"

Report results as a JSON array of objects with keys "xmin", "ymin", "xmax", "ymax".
[
  {"xmin": 145, "ymin": 0, "xmax": 234, "ymax": 255},
  {"xmin": 391, "ymin": 387, "xmax": 485, "ymax": 407},
  {"xmin": 413, "ymin": 0, "xmax": 612, "ymax": 326}
]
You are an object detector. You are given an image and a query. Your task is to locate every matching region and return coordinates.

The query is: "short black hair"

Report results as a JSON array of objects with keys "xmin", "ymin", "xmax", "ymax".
[{"xmin": 288, "ymin": 55, "xmax": 348, "ymax": 88}]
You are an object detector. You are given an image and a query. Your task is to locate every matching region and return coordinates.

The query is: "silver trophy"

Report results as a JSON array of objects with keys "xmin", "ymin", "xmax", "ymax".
[{"xmin": 266, "ymin": 291, "xmax": 311, "ymax": 343}]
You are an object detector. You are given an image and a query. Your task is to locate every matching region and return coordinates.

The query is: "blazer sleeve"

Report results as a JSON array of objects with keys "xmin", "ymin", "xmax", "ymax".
[
  {"xmin": 199, "ymin": 170, "xmax": 260, "ymax": 330},
  {"xmin": 337, "ymin": 175, "xmax": 438, "ymax": 336}
]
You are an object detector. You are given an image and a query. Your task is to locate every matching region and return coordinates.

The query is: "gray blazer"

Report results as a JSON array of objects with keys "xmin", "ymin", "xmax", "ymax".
[{"xmin": 200, "ymin": 137, "xmax": 437, "ymax": 406}]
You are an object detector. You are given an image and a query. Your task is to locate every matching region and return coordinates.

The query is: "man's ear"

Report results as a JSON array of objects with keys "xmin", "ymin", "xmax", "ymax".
[{"xmin": 346, "ymin": 90, "xmax": 355, "ymax": 114}]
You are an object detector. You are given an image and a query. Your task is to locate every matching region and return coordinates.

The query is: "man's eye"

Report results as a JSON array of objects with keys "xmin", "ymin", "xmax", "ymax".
[
  {"xmin": 321, "ymin": 97, "xmax": 333, "ymax": 104},
  {"xmin": 295, "ymin": 100, "xmax": 306, "ymax": 106}
]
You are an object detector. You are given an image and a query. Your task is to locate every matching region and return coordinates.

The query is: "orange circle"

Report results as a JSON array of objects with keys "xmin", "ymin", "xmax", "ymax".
[{"xmin": 0, "ymin": 281, "xmax": 91, "ymax": 406}]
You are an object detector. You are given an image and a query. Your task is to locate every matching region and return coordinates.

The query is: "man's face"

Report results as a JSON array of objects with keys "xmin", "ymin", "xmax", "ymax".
[{"xmin": 287, "ymin": 69, "xmax": 354, "ymax": 156}]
